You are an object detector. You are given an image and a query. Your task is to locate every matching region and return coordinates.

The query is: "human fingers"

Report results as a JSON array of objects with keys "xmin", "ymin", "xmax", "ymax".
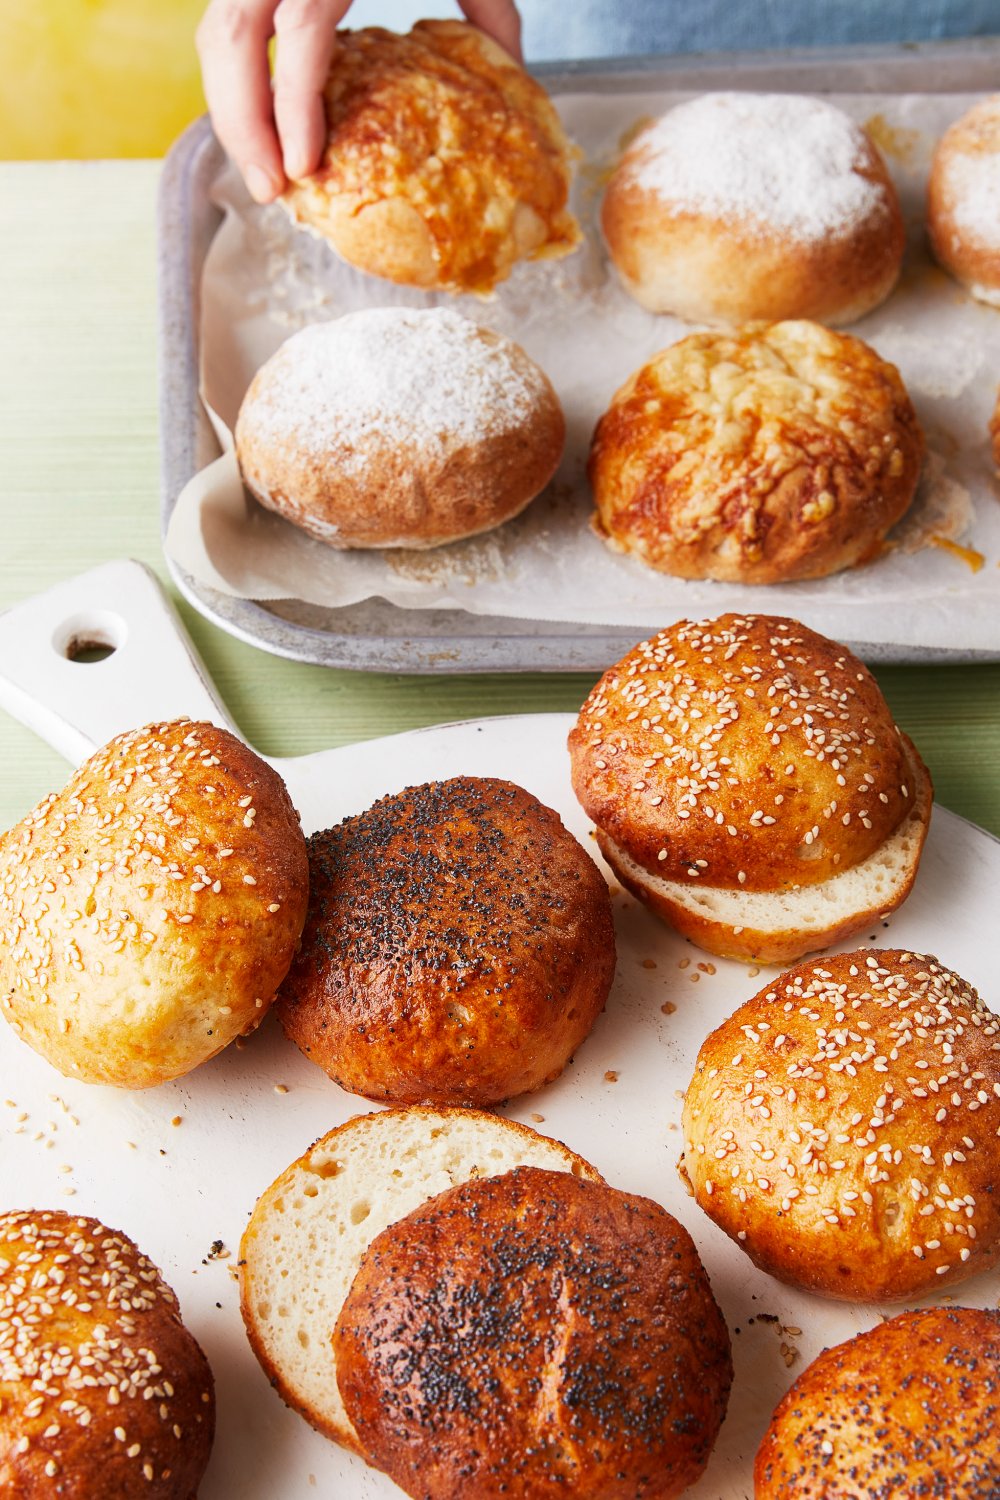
[
  {"xmin": 273, "ymin": 0, "xmax": 350, "ymax": 180},
  {"xmin": 458, "ymin": 0, "xmax": 523, "ymax": 62},
  {"xmin": 196, "ymin": 0, "xmax": 284, "ymax": 202}
]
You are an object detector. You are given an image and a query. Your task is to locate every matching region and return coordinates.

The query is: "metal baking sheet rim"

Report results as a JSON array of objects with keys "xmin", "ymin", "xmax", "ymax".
[{"xmin": 157, "ymin": 40, "xmax": 1000, "ymax": 674}]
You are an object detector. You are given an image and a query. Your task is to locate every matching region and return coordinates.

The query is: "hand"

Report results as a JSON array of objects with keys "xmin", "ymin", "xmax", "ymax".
[{"xmin": 196, "ymin": 0, "xmax": 523, "ymax": 204}]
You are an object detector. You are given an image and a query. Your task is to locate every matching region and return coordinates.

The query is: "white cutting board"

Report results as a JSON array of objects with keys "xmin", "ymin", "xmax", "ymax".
[{"xmin": 0, "ymin": 559, "xmax": 997, "ymax": 1500}]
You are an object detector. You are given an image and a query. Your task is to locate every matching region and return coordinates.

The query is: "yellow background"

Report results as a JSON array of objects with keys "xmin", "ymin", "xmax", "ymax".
[{"xmin": 0, "ymin": 0, "xmax": 207, "ymax": 158}]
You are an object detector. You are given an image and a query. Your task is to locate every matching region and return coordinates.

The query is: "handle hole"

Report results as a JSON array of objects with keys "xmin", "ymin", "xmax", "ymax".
[
  {"xmin": 52, "ymin": 610, "xmax": 128, "ymax": 665},
  {"xmin": 66, "ymin": 639, "xmax": 116, "ymax": 664}
]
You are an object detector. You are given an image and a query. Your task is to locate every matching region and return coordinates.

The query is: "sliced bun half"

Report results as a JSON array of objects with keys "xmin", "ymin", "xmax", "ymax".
[{"xmin": 239, "ymin": 1106, "xmax": 601, "ymax": 1453}]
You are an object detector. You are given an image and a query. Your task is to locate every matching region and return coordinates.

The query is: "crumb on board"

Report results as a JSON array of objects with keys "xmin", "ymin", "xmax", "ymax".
[
  {"xmin": 678, "ymin": 957, "xmax": 690, "ymax": 970},
  {"xmin": 641, "ymin": 958, "xmax": 657, "ymax": 970},
  {"xmin": 604, "ymin": 1070, "xmax": 619, "ymax": 1083},
  {"xmin": 274, "ymin": 1083, "xmax": 290, "ymax": 1096},
  {"xmin": 530, "ymin": 1112, "xmax": 545, "ymax": 1123},
  {"xmin": 661, "ymin": 1000, "xmax": 677, "ymax": 1015}
]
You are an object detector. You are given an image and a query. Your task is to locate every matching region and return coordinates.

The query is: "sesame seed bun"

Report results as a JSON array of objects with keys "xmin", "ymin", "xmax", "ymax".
[
  {"xmin": 280, "ymin": 21, "xmax": 580, "ymax": 295},
  {"xmin": 239, "ymin": 1106, "xmax": 603, "ymax": 1454},
  {"xmin": 568, "ymin": 615, "xmax": 932, "ymax": 964},
  {"xmin": 274, "ymin": 776, "xmax": 616, "ymax": 1106},
  {"xmin": 334, "ymin": 1166, "xmax": 733, "ymax": 1500},
  {"xmin": 0, "ymin": 1209, "xmax": 214, "ymax": 1496},
  {"xmin": 681, "ymin": 950, "xmax": 1000, "ymax": 1302},
  {"xmin": 0, "ymin": 720, "xmax": 309, "ymax": 1088},
  {"xmin": 755, "ymin": 1306, "xmax": 1000, "ymax": 1498}
]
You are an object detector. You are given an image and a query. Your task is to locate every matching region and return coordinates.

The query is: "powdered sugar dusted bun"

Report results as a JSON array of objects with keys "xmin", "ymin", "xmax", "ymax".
[
  {"xmin": 603, "ymin": 93, "xmax": 904, "ymax": 325},
  {"xmin": 280, "ymin": 20, "xmax": 580, "ymax": 294},
  {"xmin": 0, "ymin": 1209, "xmax": 214, "ymax": 1496},
  {"xmin": 755, "ymin": 1308, "xmax": 1000, "ymax": 1498},
  {"xmin": 681, "ymin": 951, "xmax": 1000, "ymax": 1302},
  {"xmin": 929, "ymin": 95, "xmax": 1000, "ymax": 304},
  {"xmin": 589, "ymin": 321, "xmax": 924, "ymax": 585},
  {"xmin": 239, "ymin": 1107, "xmax": 602, "ymax": 1454},
  {"xmin": 0, "ymin": 719, "xmax": 309, "ymax": 1088},
  {"xmin": 568, "ymin": 615, "xmax": 932, "ymax": 964},
  {"xmin": 235, "ymin": 308, "xmax": 565, "ymax": 550}
]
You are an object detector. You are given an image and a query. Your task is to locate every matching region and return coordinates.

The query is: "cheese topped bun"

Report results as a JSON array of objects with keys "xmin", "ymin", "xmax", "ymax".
[{"xmin": 281, "ymin": 20, "xmax": 580, "ymax": 294}]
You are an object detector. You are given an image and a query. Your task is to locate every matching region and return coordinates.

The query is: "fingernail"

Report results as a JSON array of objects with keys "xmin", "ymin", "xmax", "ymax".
[
  {"xmin": 283, "ymin": 149, "xmax": 310, "ymax": 182},
  {"xmin": 245, "ymin": 164, "xmax": 280, "ymax": 203}
]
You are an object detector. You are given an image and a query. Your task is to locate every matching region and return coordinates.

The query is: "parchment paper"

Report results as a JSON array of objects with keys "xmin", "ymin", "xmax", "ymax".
[{"xmin": 165, "ymin": 90, "xmax": 1000, "ymax": 649}]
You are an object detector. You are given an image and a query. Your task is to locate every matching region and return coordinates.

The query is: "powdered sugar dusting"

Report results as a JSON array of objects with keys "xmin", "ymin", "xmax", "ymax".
[
  {"xmin": 948, "ymin": 154, "xmax": 1000, "ymax": 247},
  {"xmin": 627, "ymin": 92, "xmax": 889, "ymax": 243},
  {"xmin": 243, "ymin": 308, "xmax": 544, "ymax": 462}
]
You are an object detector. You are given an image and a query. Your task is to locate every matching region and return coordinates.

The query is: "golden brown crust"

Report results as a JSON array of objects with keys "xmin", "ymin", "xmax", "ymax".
[
  {"xmin": 602, "ymin": 95, "xmax": 904, "ymax": 326},
  {"xmin": 275, "ymin": 777, "xmax": 616, "ymax": 1105},
  {"xmin": 0, "ymin": 720, "xmax": 309, "ymax": 1088},
  {"xmin": 281, "ymin": 20, "xmax": 580, "ymax": 294},
  {"xmin": 754, "ymin": 1307, "xmax": 1000, "ymax": 1498},
  {"xmin": 588, "ymin": 322, "xmax": 923, "ymax": 584},
  {"xmin": 928, "ymin": 96, "xmax": 1000, "ymax": 303},
  {"xmin": 239, "ymin": 1107, "xmax": 603, "ymax": 1453},
  {"xmin": 0, "ymin": 1210, "xmax": 214, "ymax": 1498},
  {"xmin": 681, "ymin": 950, "xmax": 1000, "ymax": 1302},
  {"xmin": 569, "ymin": 615, "xmax": 920, "ymax": 892},
  {"xmin": 595, "ymin": 737, "xmax": 932, "ymax": 964},
  {"xmin": 234, "ymin": 310, "xmax": 565, "ymax": 551},
  {"xmin": 334, "ymin": 1166, "xmax": 732, "ymax": 1500}
]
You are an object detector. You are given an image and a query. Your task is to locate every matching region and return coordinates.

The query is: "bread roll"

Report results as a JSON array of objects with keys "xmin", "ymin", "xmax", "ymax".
[
  {"xmin": 681, "ymin": 949, "xmax": 1000, "ymax": 1301},
  {"xmin": 602, "ymin": 93, "xmax": 903, "ymax": 325},
  {"xmin": 275, "ymin": 775, "xmax": 616, "ymax": 1104},
  {"xmin": 281, "ymin": 20, "xmax": 580, "ymax": 294},
  {"xmin": 235, "ymin": 308, "xmax": 565, "ymax": 550},
  {"xmin": 569, "ymin": 615, "xmax": 932, "ymax": 963},
  {"xmin": 755, "ymin": 1307, "xmax": 1000, "ymax": 1497},
  {"xmin": 588, "ymin": 321, "xmax": 924, "ymax": 584},
  {"xmin": 0, "ymin": 1210, "xmax": 214, "ymax": 1497},
  {"xmin": 239, "ymin": 1106, "xmax": 602, "ymax": 1453},
  {"xmin": 928, "ymin": 95, "xmax": 1000, "ymax": 304},
  {"xmin": 335, "ymin": 1166, "xmax": 733, "ymax": 1500},
  {"xmin": 0, "ymin": 719, "xmax": 309, "ymax": 1087}
]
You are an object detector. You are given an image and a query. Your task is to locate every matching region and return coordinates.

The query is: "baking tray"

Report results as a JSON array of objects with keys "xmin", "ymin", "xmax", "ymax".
[
  {"xmin": 2, "ymin": 559, "xmax": 1000, "ymax": 1497},
  {"xmin": 157, "ymin": 39, "xmax": 1000, "ymax": 673}
]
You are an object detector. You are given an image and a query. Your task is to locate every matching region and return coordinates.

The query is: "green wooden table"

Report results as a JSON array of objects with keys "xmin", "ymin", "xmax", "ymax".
[{"xmin": 1, "ymin": 161, "xmax": 998, "ymax": 837}]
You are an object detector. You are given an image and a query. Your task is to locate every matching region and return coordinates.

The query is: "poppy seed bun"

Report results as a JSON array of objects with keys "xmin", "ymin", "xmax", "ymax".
[
  {"xmin": 755, "ymin": 1307, "xmax": 1000, "ymax": 1498},
  {"xmin": 275, "ymin": 776, "xmax": 616, "ymax": 1105},
  {"xmin": 568, "ymin": 615, "xmax": 931, "ymax": 963},
  {"xmin": 239, "ymin": 1107, "xmax": 602, "ymax": 1453},
  {"xmin": 681, "ymin": 950, "xmax": 1000, "ymax": 1302},
  {"xmin": 602, "ymin": 93, "xmax": 903, "ymax": 325},
  {"xmin": 334, "ymin": 1166, "xmax": 733, "ymax": 1500},
  {"xmin": 235, "ymin": 308, "xmax": 565, "ymax": 550},
  {"xmin": 0, "ymin": 1209, "xmax": 214, "ymax": 1497},
  {"xmin": 588, "ymin": 322, "xmax": 924, "ymax": 584},
  {"xmin": 280, "ymin": 20, "xmax": 580, "ymax": 294},
  {"xmin": 928, "ymin": 95, "xmax": 1000, "ymax": 305},
  {"xmin": 0, "ymin": 720, "xmax": 309, "ymax": 1088}
]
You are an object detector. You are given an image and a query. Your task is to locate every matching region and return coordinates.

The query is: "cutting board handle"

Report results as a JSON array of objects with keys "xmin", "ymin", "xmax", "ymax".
[{"xmin": 0, "ymin": 560, "xmax": 236, "ymax": 766}]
